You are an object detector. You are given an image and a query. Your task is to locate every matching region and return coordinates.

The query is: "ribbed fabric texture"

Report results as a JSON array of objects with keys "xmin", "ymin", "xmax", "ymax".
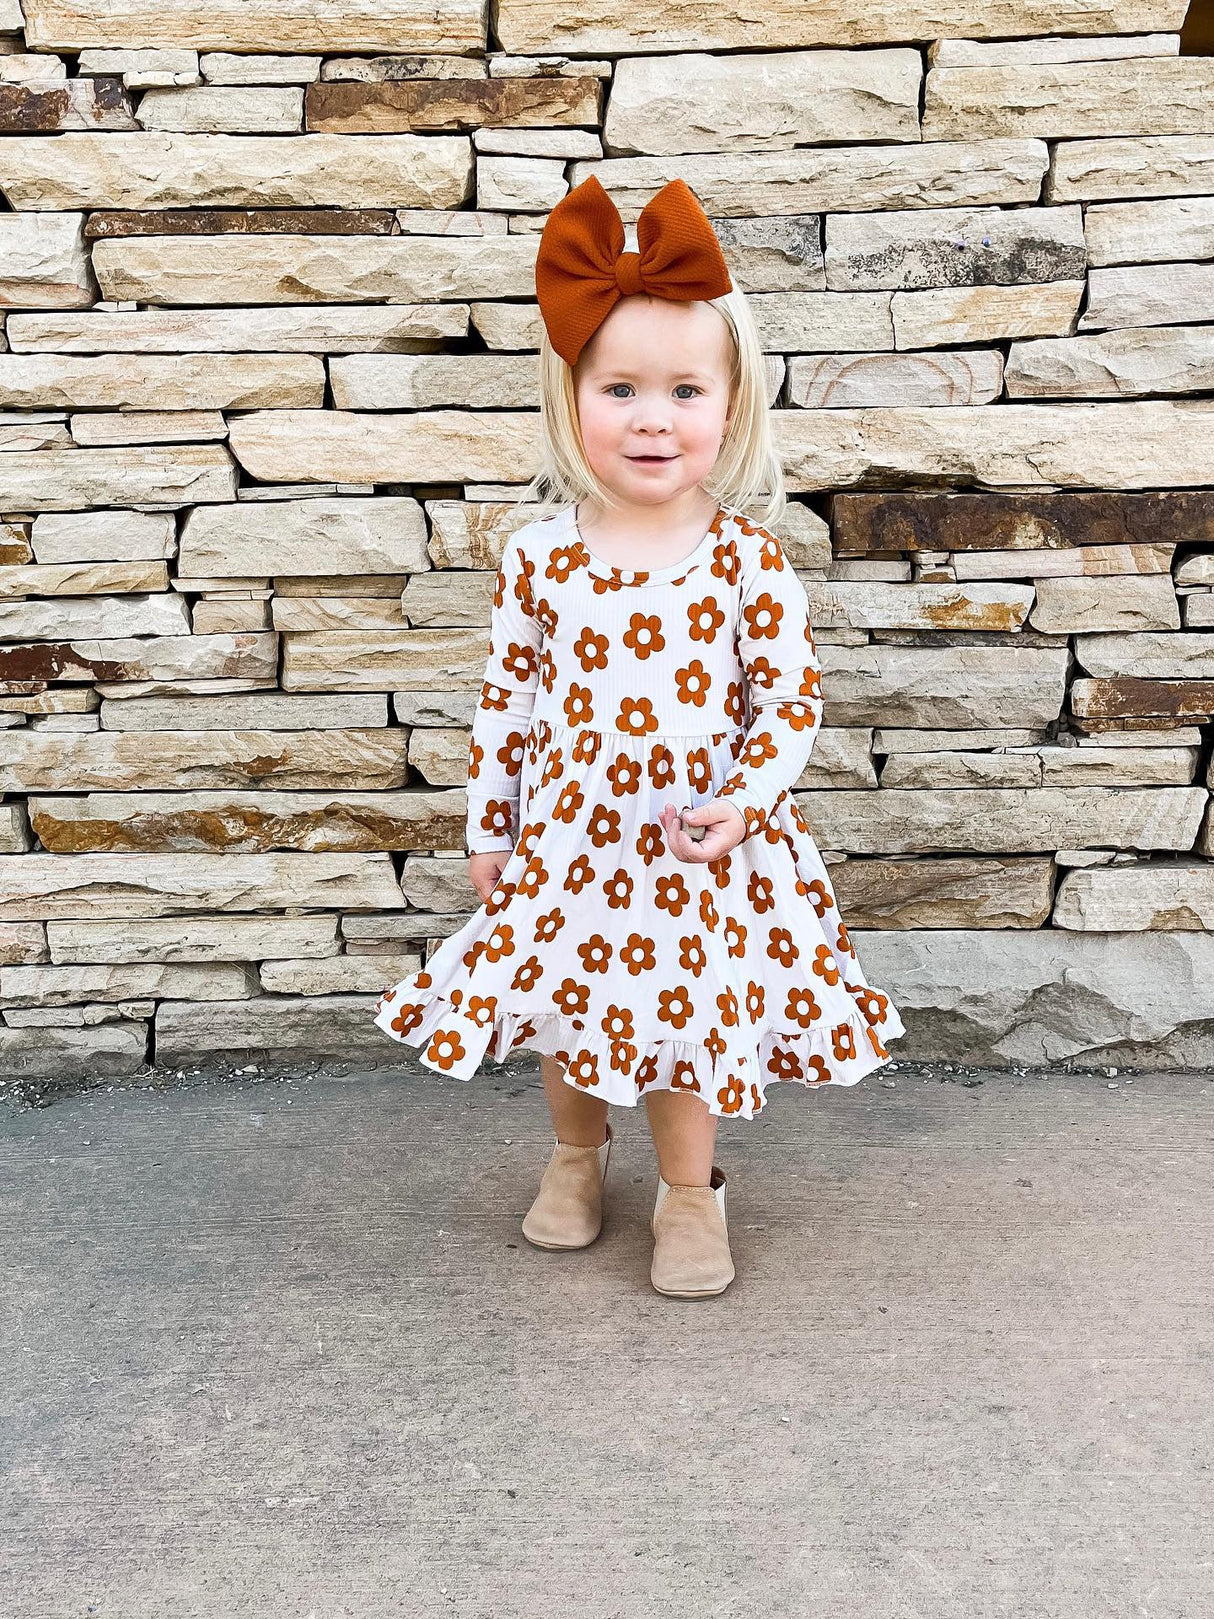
[
  {"xmin": 463, "ymin": 506, "xmax": 823, "ymax": 855},
  {"xmin": 534, "ymin": 173, "xmax": 734, "ymax": 366}
]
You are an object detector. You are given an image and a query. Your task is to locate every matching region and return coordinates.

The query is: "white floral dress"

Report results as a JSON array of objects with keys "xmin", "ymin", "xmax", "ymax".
[{"xmin": 374, "ymin": 500, "xmax": 905, "ymax": 1119}]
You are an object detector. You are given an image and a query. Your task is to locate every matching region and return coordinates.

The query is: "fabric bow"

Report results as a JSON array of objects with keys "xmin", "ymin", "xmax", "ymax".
[{"xmin": 534, "ymin": 174, "xmax": 733, "ymax": 366}]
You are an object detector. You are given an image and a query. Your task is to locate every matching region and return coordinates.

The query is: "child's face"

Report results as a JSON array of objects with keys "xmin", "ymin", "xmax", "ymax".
[{"xmin": 572, "ymin": 294, "xmax": 734, "ymax": 508}]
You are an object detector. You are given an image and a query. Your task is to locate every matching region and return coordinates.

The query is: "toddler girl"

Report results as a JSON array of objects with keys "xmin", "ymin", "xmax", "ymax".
[{"xmin": 376, "ymin": 173, "xmax": 905, "ymax": 1298}]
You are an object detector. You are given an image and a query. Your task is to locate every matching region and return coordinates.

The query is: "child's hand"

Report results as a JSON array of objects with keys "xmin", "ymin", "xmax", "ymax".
[
  {"xmin": 661, "ymin": 800, "xmax": 746, "ymax": 863},
  {"xmin": 468, "ymin": 849, "xmax": 511, "ymax": 902}
]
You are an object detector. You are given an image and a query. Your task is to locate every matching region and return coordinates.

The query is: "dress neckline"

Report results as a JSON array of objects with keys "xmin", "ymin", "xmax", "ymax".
[{"xmin": 566, "ymin": 501, "xmax": 728, "ymax": 588}]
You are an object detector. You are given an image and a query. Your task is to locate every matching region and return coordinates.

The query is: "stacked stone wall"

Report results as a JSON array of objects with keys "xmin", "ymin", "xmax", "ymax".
[{"xmin": 2, "ymin": 1, "xmax": 1213, "ymax": 1077}]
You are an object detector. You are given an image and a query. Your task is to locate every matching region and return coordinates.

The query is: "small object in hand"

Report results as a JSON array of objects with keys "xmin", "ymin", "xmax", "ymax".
[{"xmin": 678, "ymin": 812, "xmax": 707, "ymax": 842}]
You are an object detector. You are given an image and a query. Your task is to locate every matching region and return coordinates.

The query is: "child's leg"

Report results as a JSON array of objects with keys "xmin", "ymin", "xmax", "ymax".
[
  {"xmin": 643, "ymin": 1090, "xmax": 717, "ymax": 1186},
  {"xmin": 539, "ymin": 1054, "xmax": 609, "ymax": 1146}
]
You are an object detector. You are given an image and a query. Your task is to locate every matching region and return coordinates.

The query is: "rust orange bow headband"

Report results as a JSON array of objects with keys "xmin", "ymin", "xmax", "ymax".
[{"xmin": 534, "ymin": 173, "xmax": 733, "ymax": 367}]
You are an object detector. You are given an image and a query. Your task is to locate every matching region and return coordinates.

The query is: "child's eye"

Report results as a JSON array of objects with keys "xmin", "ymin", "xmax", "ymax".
[{"xmin": 606, "ymin": 384, "xmax": 701, "ymax": 399}]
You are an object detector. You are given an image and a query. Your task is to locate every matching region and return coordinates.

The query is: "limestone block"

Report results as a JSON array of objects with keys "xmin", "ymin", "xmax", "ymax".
[
  {"xmin": 0, "ymin": 632, "xmax": 275, "ymax": 686},
  {"xmin": 394, "ymin": 691, "xmax": 476, "ymax": 726},
  {"xmin": 797, "ymin": 785, "xmax": 1205, "ymax": 854},
  {"xmin": 703, "ymin": 216, "xmax": 825, "ymax": 293},
  {"xmin": 398, "ymin": 854, "xmax": 475, "ymax": 911},
  {"xmin": 229, "ymin": 410, "xmax": 539, "ymax": 487},
  {"xmin": 31, "ymin": 509, "xmax": 175, "ymax": 563},
  {"xmin": 272, "ymin": 597, "xmax": 406, "ymax": 632},
  {"xmin": 1048, "ymin": 134, "xmax": 1214, "ymax": 201},
  {"xmin": 408, "ymin": 727, "xmax": 468, "ymax": 786},
  {"xmin": 155, "ymin": 993, "xmax": 388, "ymax": 1064},
  {"xmin": 181, "ymin": 599, "xmax": 268, "ymax": 634},
  {"xmin": 424, "ymin": 498, "xmax": 550, "ymax": 569},
  {"xmin": 779, "ymin": 502, "xmax": 833, "ymax": 569},
  {"xmin": 570, "ymin": 140, "xmax": 1049, "ymax": 215},
  {"xmin": 76, "ymin": 48, "xmax": 199, "ymax": 82},
  {"xmin": 0, "ymin": 851, "xmax": 404, "ymax": 919},
  {"xmin": 0, "ymin": 728, "xmax": 408, "ymax": 791},
  {"xmin": 891, "ymin": 281, "xmax": 1083, "ymax": 347},
  {"xmin": 787, "ymin": 350, "xmax": 1003, "ymax": 407},
  {"xmin": 952, "ymin": 543, "xmax": 1174, "ymax": 581},
  {"xmin": 0, "ymin": 689, "xmax": 98, "ymax": 714},
  {"xmin": 776, "ymin": 402, "xmax": 1214, "ymax": 492},
  {"xmin": 399, "ymin": 572, "xmax": 492, "ymax": 626},
  {"xmin": 47, "ymin": 914, "xmax": 341, "ymax": 963},
  {"xmin": 472, "ymin": 130, "xmax": 603, "ymax": 160},
  {"xmin": 604, "ymin": 50, "xmax": 920, "ymax": 154},
  {"xmin": 137, "ymin": 86, "xmax": 304, "ymax": 133},
  {"xmin": 857, "ymin": 928, "xmax": 1214, "ymax": 1068},
  {"xmin": 814, "ymin": 643, "xmax": 1068, "ymax": 728},
  {"xmin": 179, "ymin": 497, "xmax": 428, "ymax": 577},
  {"xmin": 0, "ymin": 212, "xmax": 92, "ymax": 308},
  {"xmin": 0, "ymin": 56, "xmax": 69, "ymax": 82},
  {"xmin": 825, "ymin": 204, "xmax": 1085, "ymax": 290},
  {"xmin": 202, "ymin": 53, "xmax": 322, "ymax": 85},
  {"xmin": 0, "ymin": 78, "xmax": 138, "ymax": 131},
  {"xmin": 805, "ymin": 579, "xmax": 1033, "ymax": 631},
  {"xmin": 86, "ymin": 206, "xmax": 394, "ymax": 235},
  {"xmin": 0, "ymin": 418, "xmax": 71, "ymax": 451},
  {"xmin": 0, "ymin": 592, "xmax": 188, "ymax": 641},
  {"xmin": 475, "ymin": 155, "xmax": 567, "ymax": 211},
  {"xmin": 1, "ymin": 921, "xmax": 47, "ymax": 964},
  {"xmin": 831, "ymin": 491, "xmax": 1214, "ymax": 555},
  {"xmin": 93, "ymin": 230, "xmax": 534, "ymax": 305},
  {"xmin": 305, "ymin": 75, "xmax": 600, "ymax": 133},
  {"xmin": 29, "ymin": 790, "xmax": 464, "ymax": 854},
  {"xmin": 1030, "ymin": 576, "xmax": 1180, "ymax": 633},
  {"xmin": 1006, "ymin": 325, "xmax": 1214, "ymax": 397},
  {"xmin": 1080, "ymin": 263, "xmax": 1214, "ymax": 330},
  {"xmin": 282, "ymin": 627, "xmax": 489, "ymax": 693},
  {"xmin": 8, "ymin": 556, "xmax": 111, "ymax": 605},
  {"xmin": 882, "ymin": 744, "xmax": 1195, "ymax": 789},
  {"xmin": 70, "ymin": 410, "xmax": 229, "ymax": 447},
  {"xmin": 0, "ymin": 959, "xmax": 256, "ymax": 1007},
  {"xmin": 494, "ymin": 1, "xmax": 1188, "ymax": 55},
  {"xmin": 747, "ymin": 292, "xmax": 893, "ymax": 352},
  {"xmin": 1055, "ymin": 862, "xmax": 1214, "ymax": 929},
  {"xmin": 99, "ymin": 693, "xmax": 388, "ymax": 730},
  {"xmin": 0, "ymin": 133, "xmax": 472, "ymax": 210},
  {"xmin": 259, "ymin": 954, "xmax": 420, "ymax": 994},
  {"xmin": 1, "ymin": 803, "xmax": 31, "ymax": 852},
  {"xmin": 0, "ymin": 352, "xmax": 323, "ymax": 409},
  {"xmin": 0, "ymin": 443, "xmax": 236, "ymax": 510},
  {"xmin": 874, "ymin": 727, "xmax": 1048, "ymax": 752},
  {"xmin": 1084, "ymin": 195, "xmax": 1214, "ymax": 265},
  {"xmin": 1076, "ymin": 631, "xmax": 1214, "ymax": 679},
  {"xmin": 1071, "ymin": 678, "xmax": 1214, "ymax": 723},
  {"xmin": 929, "ymin": 35, "xmax": 1180, "ymax": 68},
  {"xmin": 470, "ymin": 300, "xmax": 543, "ymax": 350},
  {"xmin": 0, "ymin": 1023, "xmax": 146, "ymax": 1079},
  {"xmin": 324, "ymin": 55, "xmax": 492, "ymax": 83},
  {"xmin": 9, "ymin": 303, "xmax": 467, "ymax": 352},
  {"xmin": 924, "ymin": 57, "xmax": 1214, "ymax": 141},
  {"xmin": 330, "ymin": 354, "xmax": 538, "ymax": 410},
  {"xmin": 25, "ymin": 0, "xmax": 486, "ymax": 54}
]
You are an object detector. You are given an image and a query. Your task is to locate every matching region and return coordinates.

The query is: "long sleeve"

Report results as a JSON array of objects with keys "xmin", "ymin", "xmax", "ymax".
[
  {"xmin": 464, "ymin": 533, "xmax": 542, "ymax": 855},
  {"xmin": 716, "ymin": 530, "xmax": 823, "ymax": 843}
]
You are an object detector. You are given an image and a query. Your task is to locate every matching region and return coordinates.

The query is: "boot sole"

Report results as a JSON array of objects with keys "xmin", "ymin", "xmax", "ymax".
[
  {"xmin": 521, "ymin": 1224, "xmax": 604, "ymax": 1250},
  {"xmin": 651, "ymin": 1274, "xmax": 734, "ymax": 1298}
]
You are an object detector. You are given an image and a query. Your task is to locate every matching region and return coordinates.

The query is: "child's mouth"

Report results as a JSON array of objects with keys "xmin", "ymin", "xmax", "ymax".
[{"xmin": 628, "ymin": 454, "xmax": 676, "ymax": 464}]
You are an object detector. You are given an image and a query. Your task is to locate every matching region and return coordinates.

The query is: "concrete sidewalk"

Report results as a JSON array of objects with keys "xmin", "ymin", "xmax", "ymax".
[{"xmin": 1, "ymin": 1056, "xmax": 1210, "ymax": 1618}]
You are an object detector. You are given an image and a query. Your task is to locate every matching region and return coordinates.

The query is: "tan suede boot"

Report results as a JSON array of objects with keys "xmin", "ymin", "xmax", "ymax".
[
  {"xmin": 650, "ymin": 1165, "xmax": 734, "ymax": 1298},
  {"xmin": 521, "ymin": 1121, "xmax": 613, "ymax": 1250}
]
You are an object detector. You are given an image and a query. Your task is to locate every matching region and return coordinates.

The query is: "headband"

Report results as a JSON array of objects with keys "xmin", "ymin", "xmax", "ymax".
[{"xmin": 534, "ymin": 173, "xmax": 733, "ymax": 366}]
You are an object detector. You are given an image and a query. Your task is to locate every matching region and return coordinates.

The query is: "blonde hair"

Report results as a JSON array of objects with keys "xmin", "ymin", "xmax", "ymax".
[{"xmin": 514, "ymin": 281, "xmax": 788, "ymax": 531}]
